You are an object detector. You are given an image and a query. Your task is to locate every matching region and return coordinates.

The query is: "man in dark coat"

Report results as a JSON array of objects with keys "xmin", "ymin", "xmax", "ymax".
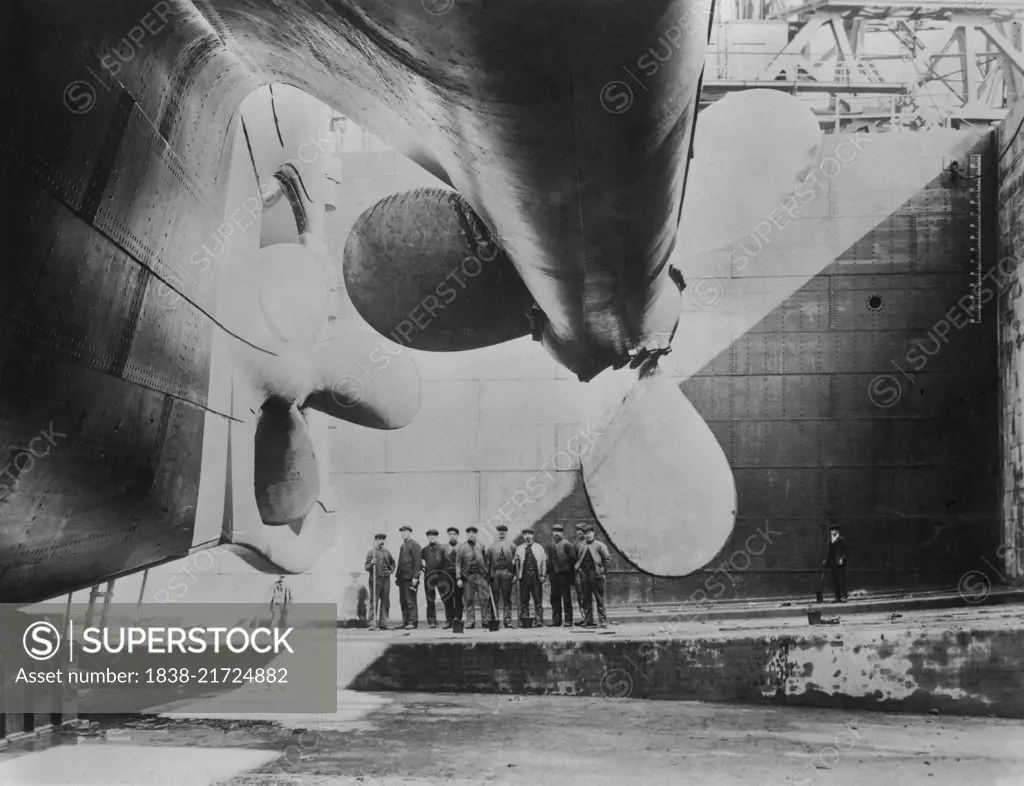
[
  {"xmin": 396, "ymin": 525, "xmax": 423, "ymax": 629},
  {"xmin": 456, "ymin": 526, "xmax": 490, "ymax": 628},
  {"xmin": 440, "ymin": 527, "xmax": 463, "ymax": 628},
  {"xmin": 364, "ymin": 533, "xmax": 395, "ymax": 630},
  {"xmin": 823, "ymin": 525, "xmax": 849, "ymax": 602},
  {"xmin": 421, "ymin": 528, "xmax": 447, "ymax": 628},
  {"xmin": 547, "ymin": 524, "xmax": 577, "ymax": 627}
]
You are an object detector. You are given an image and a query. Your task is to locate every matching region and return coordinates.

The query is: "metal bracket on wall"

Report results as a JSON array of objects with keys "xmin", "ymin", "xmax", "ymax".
[{"xmin": 968, "ymin": 152, "xmax": 982, "ymax": 324}]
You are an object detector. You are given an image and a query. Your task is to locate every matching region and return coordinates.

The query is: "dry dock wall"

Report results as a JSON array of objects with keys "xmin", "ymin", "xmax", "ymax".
[
  {"xmin": 998, "ymin": 99, "xmax": 1024, "ymax": 588},
  {"xmin": 349, "ymin": 625, "xmax": 1024, "ymax": 718}
]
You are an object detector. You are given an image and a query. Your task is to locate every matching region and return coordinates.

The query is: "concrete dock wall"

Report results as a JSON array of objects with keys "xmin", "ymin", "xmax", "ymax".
[{"xmin": 349, "ymin": 624, "xmax": 1024, "ymax": 718}]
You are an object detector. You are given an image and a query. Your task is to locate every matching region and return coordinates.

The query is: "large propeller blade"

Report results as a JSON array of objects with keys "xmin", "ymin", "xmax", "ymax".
[
  {"xmin": 581, "ymin": 370, "xmax": 737, "ymax": 576},
  {"xmin": 253, "ymin": 399, "xmax": 320, "ymax": 526},
  {"xmin": 679, "ymin": 89, "xmax": 822, "ymax": 260},
  {"xmin": 302, "ymin": 333, "xmax": 421, "ymax": 430},
  {"xmin": 223, "ymin": 244, "xmax": 423, "ymax": 430}
]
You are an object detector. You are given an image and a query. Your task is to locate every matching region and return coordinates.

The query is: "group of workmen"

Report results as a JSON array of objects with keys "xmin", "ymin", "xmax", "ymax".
[{"xmin": 363, "ymin": 522, "xmax": 612, "ymax": 630}]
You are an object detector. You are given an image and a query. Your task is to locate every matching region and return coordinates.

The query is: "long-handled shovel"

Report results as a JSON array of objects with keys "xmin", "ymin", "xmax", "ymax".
[
  {"xmin": 486, "ymin": 582, "xmax": 501, "ymax": 632},
  {"xmin": 815, "ymin": 566, "xmax": 826, "ymax": 604}
]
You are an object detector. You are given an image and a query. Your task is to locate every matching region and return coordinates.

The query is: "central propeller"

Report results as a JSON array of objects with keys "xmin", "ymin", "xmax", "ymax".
[{"xmin": 343, "ymin": 188, "xmax": 535, "ymax": 352}]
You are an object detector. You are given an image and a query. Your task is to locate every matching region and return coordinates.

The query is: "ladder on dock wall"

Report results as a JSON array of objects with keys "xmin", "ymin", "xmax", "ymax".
[{"xmin": 0, "ymin": 579, "xmax": 119, "ymax": 744}]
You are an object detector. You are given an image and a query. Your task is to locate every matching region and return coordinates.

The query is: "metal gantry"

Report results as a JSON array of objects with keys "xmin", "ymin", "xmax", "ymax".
[{"xmin": 703, "ymin": 0, "xmax": 1024, "ymax": 130}]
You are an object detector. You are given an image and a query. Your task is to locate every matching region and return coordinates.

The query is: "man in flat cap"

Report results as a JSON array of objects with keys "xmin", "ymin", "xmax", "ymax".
[
  {"xmin": 364, "ymin": 533, "xmax": 395, "ymax": 630},
  {"xmin": 396, "ymin": 525, "xmax": 423, "ymax": 630},
  {"xmin": 514, "ymin": 527, "xmax": 547, "ymax": 626},
  {"xmin": 456, "ymin": 526, "xmax": 490, "ymax": 629},
  {"xmin": 573, "ymin": 523, "xmax": 587, "ymax": 625},
  {"xmin": 575, "ymin": 525, "xmax": 611, "ymax": 628},
  {"xmin": 441, "ymin": 527, "xmax": 463, "ymax": 628},
  {"xmin": 421, "ymin": 528, "xmax": 448, "ymax": 628},
  {"xmin": 547, "ymin": 524, "xmax": 577, "ymax": 627},
  {"xmin": 487, "ymin": 523, "xmax": 516, "ymax": 627}
]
